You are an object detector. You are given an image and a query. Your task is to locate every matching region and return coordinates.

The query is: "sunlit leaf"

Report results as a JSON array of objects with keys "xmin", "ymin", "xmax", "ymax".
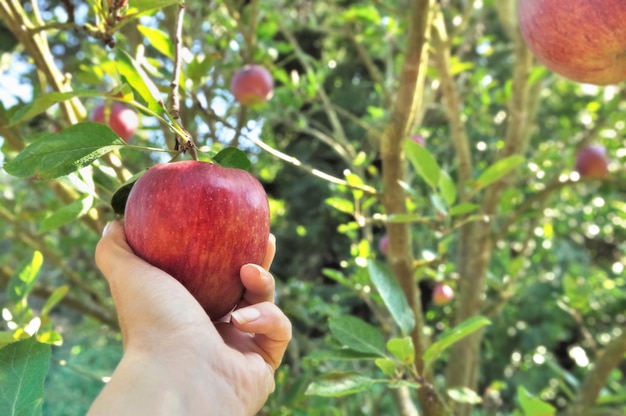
[
  {"xmin": 40, "ymin": 286, "xmax": 69, "ymax": 318},
  {"xmin": 0, "ymin": 336, "xmax": 51, "ymax": 416},
  {"xmin": 305, "ymin": 372, "xmax": 375, "ymax": 397},
  {"xmin": 375, "ymin": 358, "xmax": 397, "ymax": 377},
  {"xmin": 8, "ymin": 252, "xmax": 43, "ymax": 303},
  {"xmin": 3, "ymin": 122, "xmax": 125, "ymax": 179},
  {"xmin": 137, "ymin": 25, "xmax": 174, "ymax": 59},
  {"xmin": 439, "ymin": 170, "xmax": 457, "ymax": 206},
  {"xmin": 387, "ymin": 336, "xmax": 414, "ymax": 365},
  {"xmin": 473, "ymin": 155, "xmax": 525, "ymax": 191},
  {"xmin": 116, "ymin": 49, "xmax": 164, "ymax": 115},
  {"xmin": 423, "ymin": 316, "xmax": 491, "ymax": 365},
  {"xmin": 448, "ymin": 387, "xmax": 482, "ymax": 404},
  {"xmin": 325, "ymin": 197, "xmax": 354, "ymax": 215},
  {"xmin": 517, "ymin": 386, "xmax": 556, "ymax": 416},
  {"xmin": 405, "ymin": 139, "xmax": 440, "ymax": 189}
]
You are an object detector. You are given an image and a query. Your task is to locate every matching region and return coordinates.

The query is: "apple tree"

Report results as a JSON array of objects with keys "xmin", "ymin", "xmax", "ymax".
[{"xmin": 1, "ymin": 0, "xmax": 625, "ymax": 415}]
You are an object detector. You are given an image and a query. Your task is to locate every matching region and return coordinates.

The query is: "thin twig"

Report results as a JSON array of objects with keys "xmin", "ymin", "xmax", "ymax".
[{"xmin": 167, "ymin": 1, "xmax": 197, "ymax": 159}]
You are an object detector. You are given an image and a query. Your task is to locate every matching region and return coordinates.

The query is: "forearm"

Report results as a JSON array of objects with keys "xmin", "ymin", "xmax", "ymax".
[{"xmin": 87, "ymin": 352, "xmax": 247, "ymax": 416}]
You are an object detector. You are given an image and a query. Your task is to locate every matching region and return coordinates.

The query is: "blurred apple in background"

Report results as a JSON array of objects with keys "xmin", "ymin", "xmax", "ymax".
[
  {"xmin": 410, "ymin": 135, "xmax": 425, "ymax": 146},
  {"xmin": 518, "ymin": 0, "xmax": 626, "ymax": 85},
  {"xmin": 575, "ymin": 145, "xmax": 609, "ymax": 178},
  {"xmin": 91, "ymin": 101, "xmax": 138, "ymax": 142},
  {"xmin": 432, "ymin": 283, "xmax": 454, "ymax": 306},
  {"xmin": 378, "ymin": 234, "xmax": 389, "ymax": 256},
  {"xmin": 230, "ymin": 64, "xmax": 274, "ymax": 107}
]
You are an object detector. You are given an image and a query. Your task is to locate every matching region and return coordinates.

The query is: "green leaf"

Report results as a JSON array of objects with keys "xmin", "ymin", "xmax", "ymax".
[
  {"xmin": 325, "ymin": 197, "xmax": 354, "ymax": 215},
  {"xmin": 213, "ymin": 147, "xmax": 252, "ymax": 171},
  {"xmin": 474, "ymin": 155, "xmax": 525, "ymax": 191},
  {"xmin": 0, "ymin": 336, "xmax": 51, "ymax": 416},
  {"xmin": 405, "ymin": 138, "xmax": 441, "ymax": 189},
  {"xmin": 8, "ymin": 89, "xmax": 135, "ymax": 126},
  {"xmin": 9, "ymin": 91, "xmax": 89, "ymax": 126},
  {"xmin": 137, "ymin": 25, "xmax": 174, "ymax": 59},
  {"xmin": 438, "ymin": 170, "xmax": 457, "ymax": 206},
  {"xmin": 375, "ymin": 358, "xmax": 397, "ymax": 377},
  {"xmin": 110, "ymin": 169, "xmax": 148, "ymax": 215},
  {"xmin": 305, "ymin": 372, "xmax": 375, "ymax": 397},
  {"xmin": 328, "ymin": 316, "xmax": 386, "ymax": 357},
  {"xmin": 38, "ymin": 194, "xmax": 93, "ymax": 233},
  {"xmin": 368, "ymin": 260, "xmax": 416, "ymax": 335},
  {"xmin": 387, "ymin": 336, "xmax": 414, "ymax": 365},
  {"xmin": 306, "ymin": 349, "xmax": 383, "ymax": 362},
  {"xmin": 129, "ymin": 0, "xmax": 179, "ymax": 15},
  {"xmin": 449, "ymin": 203, "xmax": 480, "ymax": 216},
  {"xmin": 35, "ymin": 330, "xmax": 62, "ymax": 346},
  {"xmin": 423, "ymin": 316, "xmax": 491, "ymax": 365},
  {"xmin": 517, "ymin": 386, "xmax": 556, "ymax": 416},
  {"xmin": 8, "ymin": 252, "xmax": 43, "ymax": 303},
  {"xmin": 40, "ymin": 286, "xmax": 69, "ymax": 318},
  {"xmin": 116, "ymin": 49, "xmax": 164, "ymax": 115},
  {"xmin": 3, "ymin": 122, "xmax": 125, "ymax": 179}
]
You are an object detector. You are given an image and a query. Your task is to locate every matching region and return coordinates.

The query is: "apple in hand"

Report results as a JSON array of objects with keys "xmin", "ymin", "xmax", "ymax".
[
  {"xmin": 432, "ymin": 284, "xmax": 454, "ymax": 306},
  {"xmin": 575, "ymin": 145, "xmax": 609, "ymax": 178},
  {"xmin": 92, "ymin": 102, "xmax": 139, "ymax": 142},
  {"xmin": 124, "ymin": 160, "xmax": 271, "ymax": 319},
  {"xmin": 518, "ymin": 0, "xmax": 626, "ymax": 85},
  {"xmin": 230, "ymin": 65, "xmax": 274, "ymax": 107}
]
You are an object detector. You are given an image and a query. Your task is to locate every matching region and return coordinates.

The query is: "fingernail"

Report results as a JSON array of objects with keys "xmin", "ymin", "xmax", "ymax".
[
  {"xmin": 231, "ymin": 307, "xmax": 261, "ymax": 325},
  {"xmin": 102, "ymin": 222, "xmax": 112, "ymax": 236}
]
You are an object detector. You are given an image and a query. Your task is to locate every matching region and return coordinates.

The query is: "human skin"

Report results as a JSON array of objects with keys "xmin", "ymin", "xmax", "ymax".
[{"xmin": 87, "ymin": 221, "xmax": 292, "ymax": 416}]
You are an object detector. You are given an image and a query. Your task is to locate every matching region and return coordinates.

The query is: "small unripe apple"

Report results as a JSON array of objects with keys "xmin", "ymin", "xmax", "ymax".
[
  {"xmin": 432, "ymin": 284, "xmax": 454, "ymax": 306},
  {"xmin": 575, "ymin": 145, "xmax": 609, "ymax": 178},
  {"xmin": 378, "ymin": 235, "xmax": 389, "ymax": 256},
  {"xmin": 518, "ymin": 0, "xmax": 626, "ymax": 85},
  {"xmin": 230, "ymin": 64, "xmax": 274, "ymax": 107},
  {"xmin": 91, "ymin": 102, "xmax": 138, "ymax": 142},
  {"xmin": 124, "ymin": 161, "xmax": 270, "ymax": 319}
]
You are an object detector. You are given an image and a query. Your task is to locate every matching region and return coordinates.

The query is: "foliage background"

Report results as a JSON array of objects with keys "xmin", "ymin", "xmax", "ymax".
[{"xmin": 1, "ymin": 0, "xmax": 625, "ymax": 415}]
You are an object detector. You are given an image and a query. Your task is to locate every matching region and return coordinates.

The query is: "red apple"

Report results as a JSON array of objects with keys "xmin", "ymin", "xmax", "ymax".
[
  {"xmin": 91, "ymin": 102, "xmax": 138, "ymax": 142},
  {"xmin": 575, "ymin": 145, "xmax": 610, "ymax": 178},
  {"xmin": 230, "ymin": 64, "xmax": 274, "ymax": 107},
  {"xmin": 378, "ymin": 235, "xmax": 389, "ymax": 256},
  {"xmin": 432, "ymin": 284, "xmax": 454, "ymax": 306},
  {"xmin": 124, "ymin": 161, "xmax": 271, "ymax": 319},
  {"xmin": 518, "ymin": 0, "xmax": 626, "ymax": 85}
]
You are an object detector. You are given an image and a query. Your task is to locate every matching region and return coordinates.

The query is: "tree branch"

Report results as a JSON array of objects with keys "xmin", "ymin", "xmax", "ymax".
[
  {"xmin": 566, "ymin": 330, "xmax": 626, "ymax": 415},
  {"xmin": 380, "ymin": 0, "xmax": 449, "ymax": 413},
  {"xmin": 431, "ymin": 8, "xmax": 473, "ymax": 202}
]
